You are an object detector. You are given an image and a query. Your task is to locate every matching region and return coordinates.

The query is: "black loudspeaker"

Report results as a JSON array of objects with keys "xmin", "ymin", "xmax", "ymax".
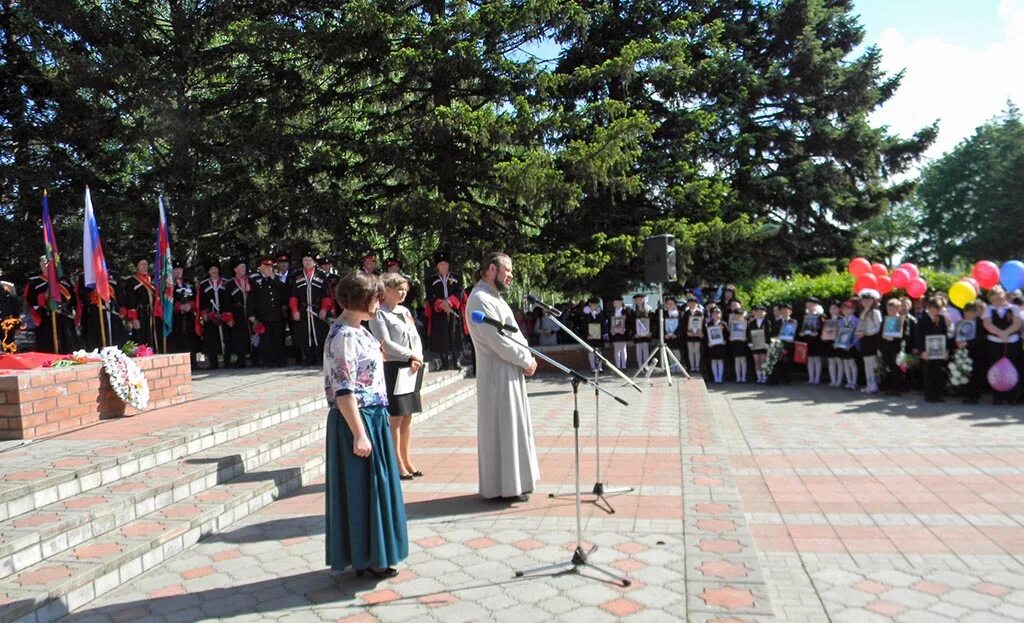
[{"xmin": 644, "ymin": 234, "xmax": 676, "ymax": 283}]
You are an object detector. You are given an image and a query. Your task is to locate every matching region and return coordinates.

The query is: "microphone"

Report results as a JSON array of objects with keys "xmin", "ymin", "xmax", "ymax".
[
  {"xmin": 470, "ymin": 309, "xmax": 519, "ymax": 333},
  {"xmin": 526, "ymin": 294, "xmax": 561, "ymax": 317}
]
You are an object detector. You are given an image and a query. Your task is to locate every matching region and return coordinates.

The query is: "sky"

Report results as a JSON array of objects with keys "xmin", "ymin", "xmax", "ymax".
[{"xmin": 855, "ymin": 0, "xmax": 1023, "ymax": 163}]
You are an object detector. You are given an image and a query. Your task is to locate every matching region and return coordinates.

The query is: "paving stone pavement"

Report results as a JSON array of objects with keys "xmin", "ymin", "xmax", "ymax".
[
  {"xmin": 49, "ymin": 373, "xmax": 747, "ymax": 623},
  {"xmin": 17, "ymin": 367, "xmax": 1024, "ymax": 622},
  {"xmin": 712, "ymin": 382, "xmax": 1024, "ymax": 622}
]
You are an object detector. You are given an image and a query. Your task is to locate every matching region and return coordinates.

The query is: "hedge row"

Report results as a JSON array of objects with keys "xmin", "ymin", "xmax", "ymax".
[{"xmin": 734, "ymin": 269, "xmax": 964, "ymax": 309}]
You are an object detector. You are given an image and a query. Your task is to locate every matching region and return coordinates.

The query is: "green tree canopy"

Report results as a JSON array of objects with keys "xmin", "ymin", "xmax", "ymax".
[
  {"xmin": 908, "ymin": 102, "xmax": 1024, "ymax": 267},
  {"xmin": 1, "ymin": 0, "xmax": 935, "ymax": 296}
]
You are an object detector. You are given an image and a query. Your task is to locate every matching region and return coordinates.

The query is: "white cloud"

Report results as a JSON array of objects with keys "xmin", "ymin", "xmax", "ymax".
[{"xmin": 869, "ymin": 0, "xmax": 1024, "ymax": 165}]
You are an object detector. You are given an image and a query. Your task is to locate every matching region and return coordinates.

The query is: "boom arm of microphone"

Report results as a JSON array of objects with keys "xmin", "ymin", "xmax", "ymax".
[
  {"xmin": 528, "ymin": 296, "xmax": 643, "ymax": 393},
  {"xmin": 526, "ymin": 294, "xmax": 561, "ymax": 318},
  {"xmin": 470, "ymin": 311, "xmax": 628, "ymax": 406}
]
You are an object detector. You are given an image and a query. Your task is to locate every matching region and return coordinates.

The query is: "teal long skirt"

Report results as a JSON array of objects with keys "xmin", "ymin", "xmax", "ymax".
[{"xmin": 325, "ymin": 405, "xmax": 409, "ymax": 571}]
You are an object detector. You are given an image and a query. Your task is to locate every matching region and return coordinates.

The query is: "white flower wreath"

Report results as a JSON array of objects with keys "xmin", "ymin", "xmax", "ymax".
[{"xmin": 100, "ymin": 346, "xmax": 150, "ymax": 411}]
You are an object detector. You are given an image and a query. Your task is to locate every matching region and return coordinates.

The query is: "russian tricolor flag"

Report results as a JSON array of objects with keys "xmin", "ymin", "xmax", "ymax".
[{"xmin": 83, "ymin": 187, "xmax": 111, "ymax": 303}]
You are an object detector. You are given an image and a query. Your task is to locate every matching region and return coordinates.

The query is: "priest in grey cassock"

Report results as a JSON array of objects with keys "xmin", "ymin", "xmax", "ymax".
[{"xmin": 466, "ymin": 252, "xmax": 539, "ymax": 503}]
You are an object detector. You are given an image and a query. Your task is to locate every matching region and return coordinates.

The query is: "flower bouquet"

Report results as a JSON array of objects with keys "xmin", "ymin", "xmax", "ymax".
[
  {"xmin": 763, "ymin": 338, "xmax": 785, "ymax": 377},
  {"xmin": 101, "ymin": 346, "xmax": 149, "ymax": 411},
  {"xmin": 895, "ymin": 349, "xmax": 919, "ymax": 373},
  {"xmin": 948, "ymin": 348, "xmax": 972, "ymax": 388}
]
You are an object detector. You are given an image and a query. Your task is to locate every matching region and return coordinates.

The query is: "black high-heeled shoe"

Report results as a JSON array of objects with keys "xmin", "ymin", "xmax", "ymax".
[
  {"xmin": 399, "ymin": 473, "xmax": 414, "ymax": 481},
  {"xmin": 356, "ymin": 567, "xmax": 399, "ymax": 579},
  {"xmin": 411, "ymin": 470, "xmax": 424, "ymax": 478}
]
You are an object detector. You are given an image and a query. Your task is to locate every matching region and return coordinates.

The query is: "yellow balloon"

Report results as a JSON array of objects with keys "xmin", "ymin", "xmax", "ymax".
[{"xmin": 949, "ymin": 280, "xmax": 976, "ymax": 309}]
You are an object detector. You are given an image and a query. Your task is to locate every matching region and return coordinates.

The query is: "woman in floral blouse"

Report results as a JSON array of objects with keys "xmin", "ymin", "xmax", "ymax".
[{"xmin": 323, "ymin": 271, "xmax": 407, "ymax": 579}]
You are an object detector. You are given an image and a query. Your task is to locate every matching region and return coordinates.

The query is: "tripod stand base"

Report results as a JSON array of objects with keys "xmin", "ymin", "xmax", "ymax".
[
  {"xmin": 514, "ymin": 545, "xmax": 631, "ymax": 587},
  {"xmin": 547, "ymin": 481, "xmax": 635, "ymax": 514}
]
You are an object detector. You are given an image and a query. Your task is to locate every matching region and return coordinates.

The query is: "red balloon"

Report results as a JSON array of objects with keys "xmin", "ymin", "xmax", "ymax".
[
  {"xmin": 973, "ymin": 260, "xmax": 1001, "ymax": 289},
  {"xmin": 900, "ymin": 262, "xmax": 920, "ymax": 280},
  {"xmin": 871, "ymin": 262, "xmax": 888, "ymax": 277},
  {"xmin": 848, "ymin": 257, "xmax": 872, "ymax": 278},
  {"xmin": 907, "ymin": 277, "xmax": 927, "ymax": 299},
  {"xmin": 877, "ymin": 275, "xmax": 893, "ymax": 295},
  {"xmin": 854, "ymin": 273, "xmax": 879, "ymax": 292},
  {"xmin": 891, "ymin": 267, "xmax": 911, "ymax": 289}
]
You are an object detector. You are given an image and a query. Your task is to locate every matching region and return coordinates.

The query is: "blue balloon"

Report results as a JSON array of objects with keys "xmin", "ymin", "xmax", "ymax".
[{"xmin": 1000, "ymin": 260, "xmax": 1024, "ymax": 291}]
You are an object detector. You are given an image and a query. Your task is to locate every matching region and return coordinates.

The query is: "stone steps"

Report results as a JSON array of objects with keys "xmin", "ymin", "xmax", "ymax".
[
  {"xmin": 0, "ymin": 367, "xmax": 463, "ymax": 524},
  {"xmin": 0, "ymin": 371, "xmax": 475, "ymax": 623}
]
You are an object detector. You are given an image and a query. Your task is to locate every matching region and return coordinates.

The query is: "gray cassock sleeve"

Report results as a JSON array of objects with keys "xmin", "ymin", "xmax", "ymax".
[{"xmin": 473, "ymin": 297, "xmax": 534, "ymax": 370}]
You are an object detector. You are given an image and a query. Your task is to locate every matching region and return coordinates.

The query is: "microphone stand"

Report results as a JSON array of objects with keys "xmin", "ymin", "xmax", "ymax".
[
  {"xmin": 532, "ymin": 295, "xmax": 640, "ymax": 514},
  {"xmin": 475, "ymin": 322, "xmax": 629, "ymax": 587}
]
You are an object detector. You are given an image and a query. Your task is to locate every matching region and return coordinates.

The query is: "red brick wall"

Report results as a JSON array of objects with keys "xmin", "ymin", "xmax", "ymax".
[{"xmin": 0, "ymin": 353, "xmax": 192, "ymax": 440}]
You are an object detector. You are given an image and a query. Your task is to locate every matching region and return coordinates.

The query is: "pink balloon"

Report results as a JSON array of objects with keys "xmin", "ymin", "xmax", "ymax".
[
  {"xmin": 989, "ymin": 357, "xmax": 1019, "ymax": 393},
  {"xmin": 900, "ymin": 262, "xmax": 920, "ymax": 280},
  {"xmin": 848, "ymin": 257, "xmax": 871, "ymax": 278},
  {"xmin": 891, "ymin": 268, "xmax": 911, "ymax": 289},
  {"xmin": 877, "ymin": 275, "xmax": 893, "ymax": 295},
  {"xmin": 973, "ymin": 260, "xmax": 1001, "ymax": 289},
  {"xmin": 870, "ymin": 262, "xmax": 888, "ymax": 277},
  {"xmin": 964, "ymin": 277, "xmax": 980, "ymax": 294},
  {"xmin": 906, "ymin": 277, "xmax": 927, "ymax": 299},
  {"xmin": 854, "ymin": 273, "xmax": 879, "ymax": 292}
]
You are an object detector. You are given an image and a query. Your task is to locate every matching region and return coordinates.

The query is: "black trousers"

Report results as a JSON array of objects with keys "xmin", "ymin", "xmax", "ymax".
[
  {"xmin": 294, "ymin": 314, "xmax": 327, "ymax": 365},
  {"xmin": 202, "ymin": 323, "xmax": 227, "ymax": 368},
  {"xmin": 258, "ymin": 321, "xmax": 285, "ymax": 366},
  {"xmin": 922, "ymin": 360, "xmax": 946, "ymax": 401}
]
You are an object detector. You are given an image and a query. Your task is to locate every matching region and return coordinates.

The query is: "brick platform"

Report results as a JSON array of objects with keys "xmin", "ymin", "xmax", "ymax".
[{"xmin": 0, "ymin": 353, "xmax": 191, "ymax": 440}]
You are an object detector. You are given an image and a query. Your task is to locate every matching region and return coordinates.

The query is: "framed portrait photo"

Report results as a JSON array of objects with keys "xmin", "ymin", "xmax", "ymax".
[
  {"xmin": 688, "ymin": 316, "xmax": 704, "ymax": 335},
  {"xmin": 955, "ymin": 320, "xmax": 976, "ymax": 343},
  {"xmin": 587, "ymin": 322, "xmax": 602, "ymax": 341},
  {"xmin": 730, "ymin": 320, "xmax": 747, "ymax": 341},
  {"xmin": 801, "ymin": 314, "xmax": 820, "ymax": 335},
  {"xmin": 926, "ymin": 335, "xmax": 948, "ymax": 361},
  {"xmin": 882, "ymin": 316, "xmax": 903, "ymax": 339},
  {"xmin": 821, "ymin": 319, "xmax": 839, "ymax": 342},
  {"xmin": 707, "ymin": 325, "xmax": 725, "ymax": 346},
  {"xmin": 778, "ymin": 320, "xmax": 797, "ymax": 343},
  {"xmin": 665, "ymin": 317, "xmax": 680, "ymax": 335},
  {"xmin": 635, "ymin": 317, "xmax": 650, "ymax": 338},
  {"xmin": 749, "ymin": 329, "xmax": 767, "ymax": 350},
  {"xmin": 836, "ymin": 326, "xmax": 855, "ymax": 350},
  {"xmin": 611, "ymin": 316, "xmax": 626, "ymax": 334}
]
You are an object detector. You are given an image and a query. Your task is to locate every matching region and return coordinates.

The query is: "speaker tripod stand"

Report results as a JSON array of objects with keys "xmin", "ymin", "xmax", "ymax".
[{"xmin": 635, "ymin": 283, "xmax": 691, "ymax": 386}]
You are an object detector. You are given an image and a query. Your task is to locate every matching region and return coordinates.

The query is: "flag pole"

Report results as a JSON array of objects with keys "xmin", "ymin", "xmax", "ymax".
[
  {"xmin": 51, "ymin": 310, "xmax": 59, "ymax": 353},
  {"xmin": 98, "ymin": 300, "xmax": 107, "ymax": 348}
]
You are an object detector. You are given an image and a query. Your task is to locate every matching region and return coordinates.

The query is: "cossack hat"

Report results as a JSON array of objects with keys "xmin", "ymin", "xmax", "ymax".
[
  {"xmin": 259, "ymin": 257, "xmax": 274, "ymax": 267},
  {"xmin": 433, "ymin": 249, "xmax": 451, "ymax": 265},
  {"xmin": 229, "ymin": 257, "xmax": 247, "ymax": 270},
  {"xmin": 362, "ymin": 251, "xmax": 376, "ymax": 261},
  {"xmin": 752, "ymin": 304, "xmax": 767, "ymax": 311},
  {"xmin": 301, "ymin": 249, "xmax": 317, "ymax": 261},
  {"xmin": 172, "ymin": 260, "xmax": 184, "ymax": 269},
  {"xmin": 386, "ymin": 257, "xmax": 402, "ymax": 269},
  {"xmin": 778, "ymin": 302, "xmax": 793, "ymax": 310},
  {"xmin": 275, "ymin": 251, "xmax": 291, "ymax": 262},
  {"xmin": 204, "ymin": 258, "xmax": 221, "ymax": 272}
]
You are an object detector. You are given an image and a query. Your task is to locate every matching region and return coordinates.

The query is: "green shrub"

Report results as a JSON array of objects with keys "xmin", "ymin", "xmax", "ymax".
[{"xmin": 736, "ymin": 268, "xmax": 965, "ymax": 309}]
